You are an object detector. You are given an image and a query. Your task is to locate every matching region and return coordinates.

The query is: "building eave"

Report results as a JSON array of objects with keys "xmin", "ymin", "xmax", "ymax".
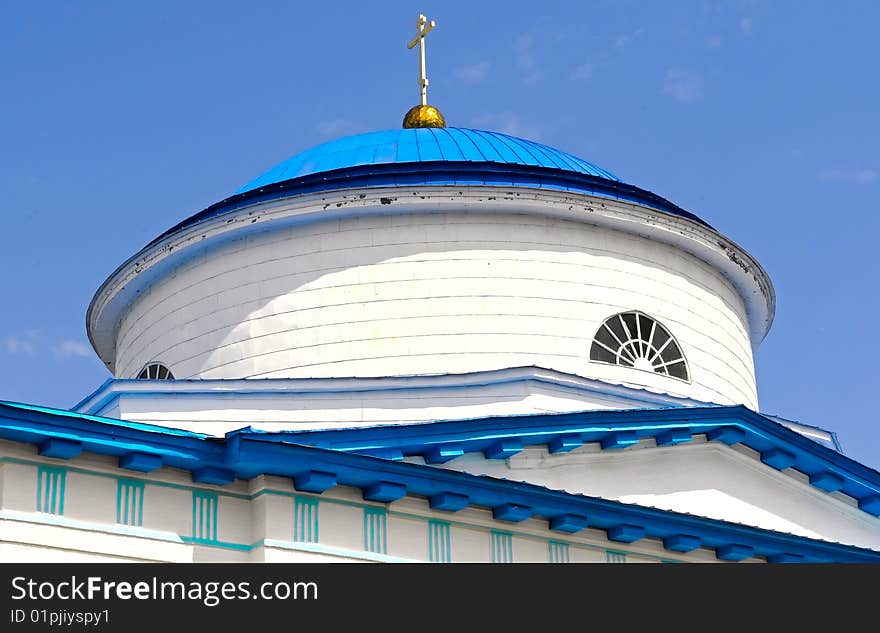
[
  {"xmin": 71, "ymin": 365, "xmax": 713, "ymax": 416},
  {"xmin": 233, "ymin": 404, "xmax": 878, "ymax": 515},
  {"xmin": 0, "ymin": 400, "xmax": 876, "ymax": 562}
]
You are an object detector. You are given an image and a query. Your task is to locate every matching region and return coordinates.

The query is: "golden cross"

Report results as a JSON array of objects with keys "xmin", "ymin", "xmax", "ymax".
[{"xmin": 407, "ymin": 14, "xmax": 436, "ymax": 106}]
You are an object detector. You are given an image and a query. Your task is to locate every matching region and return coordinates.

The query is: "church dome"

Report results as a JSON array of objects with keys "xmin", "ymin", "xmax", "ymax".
[
  {"xmin": 88, "ymin": 123, "xmax": 773, "ymax": 410},
  {"xmin": 154, "ymin": 127, "xmax": 709, "ymax": 236},
  {"xmin": 237, "ymin": 127, "xmax": 622, "ymax": 193}
]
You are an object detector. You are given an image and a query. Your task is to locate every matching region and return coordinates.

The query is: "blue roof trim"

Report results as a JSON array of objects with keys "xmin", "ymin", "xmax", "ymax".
[
  {"xmin": 233, "ymin": 405, "xmax": 880, "ymax": 516},
  {"xmin": 70, "ymin": 367, "xmax": 718, "ymax": 418},
  {"xmin": 0, "ymin": 400, "xmax": 205, "ymax": 439},
  {"xmin": 150, "ymin": 160, "xmax": 709, "ymax": 248},
  {"xmin": 0, "ymin": 401, "xmax": 877, "ymax": 562}
]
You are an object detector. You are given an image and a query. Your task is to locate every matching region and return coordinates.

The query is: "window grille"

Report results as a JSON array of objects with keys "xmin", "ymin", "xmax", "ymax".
[
  {"xmin": 136, "ymin": 362, "xmax": 174, "ymax": 380},
  {"xmin": 590, "ymin": 311, "xmax": 689, "ymax": 381}
]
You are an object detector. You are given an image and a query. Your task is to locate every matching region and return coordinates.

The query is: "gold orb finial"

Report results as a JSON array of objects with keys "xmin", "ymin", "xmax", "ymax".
[{"xmin": 403, "ymin": 104, "xmax": 446, "ymax": 129}]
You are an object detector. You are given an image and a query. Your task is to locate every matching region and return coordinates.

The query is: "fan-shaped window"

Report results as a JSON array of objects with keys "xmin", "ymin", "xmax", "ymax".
[
  {"xmin": 136, "ymin": 362, "xmax": 174, "ymax": 380},
  {"xmin": 589, "ymin": 312, "xmax": 689, "ymax": 381}
]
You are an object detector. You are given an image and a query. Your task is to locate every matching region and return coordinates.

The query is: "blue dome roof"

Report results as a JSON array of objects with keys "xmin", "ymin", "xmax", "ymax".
[
  {"xmin": 150, "ymin": 126, "xmax": 711, "ymax": 248},
  {"xmin": 238, "ymin": 127, "xmax": 621, "ymax": 194}
]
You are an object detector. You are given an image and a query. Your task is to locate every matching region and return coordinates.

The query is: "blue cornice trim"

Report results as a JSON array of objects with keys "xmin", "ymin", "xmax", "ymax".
[
  {"xmin": 72, "ymin": 367, "xmax": 714, "ymax": 416},
  {"xmin": 0, "ymin": 401, "xmax": 215, "ymax": 471},
  {"xmin": 149, "ymin": 161, "xmax": 710, "ymax": 248},
  {"xmin": 234, "ymin": 437, "xmax": 880, "ymax": 562},
  {"xmin": 0, "ymin": 400, "xmax": 205, "ymax": 438},
  {"xmin": 830, "ymin": 432, "xmax": 844, "ymax": 454},
  {"xmin": 232, "ymin": 405, "xmax": 880, "ymax": 515},
  {"xmin": 0, "ymin": 401, "xmax": 878, "ymax": 562},
  {"xmin": 70, "ymin": 378, "xmax": 115, "ymax": 412}
]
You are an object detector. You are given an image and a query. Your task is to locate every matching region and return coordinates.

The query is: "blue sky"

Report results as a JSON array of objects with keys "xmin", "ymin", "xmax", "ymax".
[{"xmin": 1, "ymin": 1, "xmax": 878, "ymax": 467}]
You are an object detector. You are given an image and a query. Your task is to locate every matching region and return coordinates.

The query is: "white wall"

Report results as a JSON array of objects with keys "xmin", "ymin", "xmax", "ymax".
[
  {"xmin": 113, "ymin": 209, "xmax": 757, "ymax": 408},
  {"xmin": 89, "ymin": 369, "xmax": 709, "ymax": 435}
]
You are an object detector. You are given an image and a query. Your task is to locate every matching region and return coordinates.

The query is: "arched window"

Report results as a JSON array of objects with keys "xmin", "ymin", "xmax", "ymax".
[
  {"xmin": 589, "ymin": 312, "xmax": 689, "ymax": 381},
  {"xmin": 136, "ymin": 362, "xmax": 174, "ymax": 380}
]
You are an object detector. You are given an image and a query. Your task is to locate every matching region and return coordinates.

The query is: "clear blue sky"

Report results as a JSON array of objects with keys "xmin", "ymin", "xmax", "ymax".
[{"xmin": 1, "ymin": 2, "xmax": 877, "ymax": 467}]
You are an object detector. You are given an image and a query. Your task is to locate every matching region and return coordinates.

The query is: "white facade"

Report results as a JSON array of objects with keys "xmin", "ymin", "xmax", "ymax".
[
  {"xmin": 88, "ymin": 187, "xmax": 773, "ymax": 412},
  {"xmin": 3, "ymin": 426, "xmax": 875, "ymax": 562},
  {"xmin": 9, "ymin": 127, "xmax": 874, "ymax": 565},
  {"xmin": 0, "ymin": 439, "xmax": 753, "ymax": 563}
]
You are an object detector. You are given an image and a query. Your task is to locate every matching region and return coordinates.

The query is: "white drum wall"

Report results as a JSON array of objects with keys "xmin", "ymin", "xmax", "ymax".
[{"xmin": 112, "ymin": 208, "xmax": 757, "ymax": 407}]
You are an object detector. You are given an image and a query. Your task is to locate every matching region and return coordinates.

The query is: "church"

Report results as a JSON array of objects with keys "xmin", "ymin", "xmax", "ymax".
[{"xmin": 1, "ymin": 15, "xmax": 878, "ymax": 563}]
